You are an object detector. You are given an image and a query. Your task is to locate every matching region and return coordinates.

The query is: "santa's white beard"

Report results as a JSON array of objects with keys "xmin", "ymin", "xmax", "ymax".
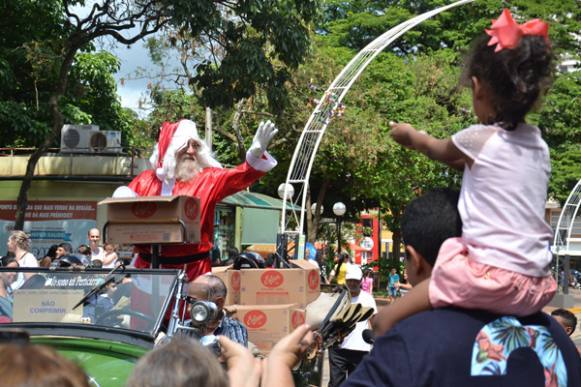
[{"xmin": 175, "ymin": 157, "xmax": 202, "ymax": 181}]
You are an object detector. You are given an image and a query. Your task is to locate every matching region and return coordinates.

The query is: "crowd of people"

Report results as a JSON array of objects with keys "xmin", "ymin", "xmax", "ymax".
[
  {"xmin": 2, "ymin": 227, "xmax": 119, "ymax": 275},
  {"xmin": 1, "ymin": 187, "xmax": 578, "ymax": 386}
]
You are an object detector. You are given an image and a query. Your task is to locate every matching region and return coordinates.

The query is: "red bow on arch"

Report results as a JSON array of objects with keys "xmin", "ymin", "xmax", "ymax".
[{"xmin": 486, "ymin": 9, "xmax": 549, "ymax": 52}]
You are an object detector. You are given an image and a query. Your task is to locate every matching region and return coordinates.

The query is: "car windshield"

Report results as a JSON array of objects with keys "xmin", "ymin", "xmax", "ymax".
[{"xmin": 0, "ymin": 268, "xmax": 178, "ymax": 337}]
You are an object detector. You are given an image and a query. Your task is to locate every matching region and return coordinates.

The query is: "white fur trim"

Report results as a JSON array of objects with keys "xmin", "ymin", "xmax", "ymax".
[
  {"xmin": 153, "ymin": 120, "xmax": 222, "ymax": 183},
  {"xmin": 246, "ymin": 150, "xmax": 277, "ymax": 172},
  {"xmin": 149, "ymin": 142, "xmax": 159, "ymax": 168}
]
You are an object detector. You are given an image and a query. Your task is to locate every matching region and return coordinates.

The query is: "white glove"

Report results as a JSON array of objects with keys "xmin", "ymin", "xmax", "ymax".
[{"xmin": 249, "ymin": 120, "xmax": 278, "ymax": 158}]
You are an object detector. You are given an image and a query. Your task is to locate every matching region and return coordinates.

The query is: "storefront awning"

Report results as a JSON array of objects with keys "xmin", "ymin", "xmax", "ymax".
[{"xmin": 220, "ymin": 191, "xmax": 301, "ymax": 211}]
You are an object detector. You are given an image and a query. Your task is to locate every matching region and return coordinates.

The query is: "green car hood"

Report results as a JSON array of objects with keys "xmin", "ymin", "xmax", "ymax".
[{"xmin": 32, "ymin": 336, "xmax": 149, "ymax": 387}]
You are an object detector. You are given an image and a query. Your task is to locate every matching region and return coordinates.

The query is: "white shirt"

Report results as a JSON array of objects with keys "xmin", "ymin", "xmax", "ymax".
[
  {"xmin": 452, "ymin": 124, "xmax": 553, "ymax": 277},
  {"xmin": 12, "ymin": 252, "xmax": 38, "ymax": 290},
  {"xmin": 18, "ymin": 252, "xmax": 38, "ymax": 268},
  {"xmin": 91, "ymin": 246, "xmax": 105, "ymax": 262},
  {"xmin": 340, "ymin": 289, "xmax": 377, "ymax": 352}
]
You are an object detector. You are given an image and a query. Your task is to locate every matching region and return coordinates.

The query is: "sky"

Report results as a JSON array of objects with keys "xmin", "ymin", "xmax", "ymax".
[
  {"xmin": 97, "ymin": 36, "xmax": 185, "ymax": 118},
  {"xmin": 99, "ymin": 38, "xmax": 161, "ymax": 115},
  {"xmin": 72, "ymin": 4, "xmax": 181, "ymax": 117}
]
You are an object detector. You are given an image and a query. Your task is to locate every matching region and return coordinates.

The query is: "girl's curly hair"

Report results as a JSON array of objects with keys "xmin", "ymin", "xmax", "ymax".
[{"xmin": 462, "ymin": 34, "xmax": 554, "ymax": 130}]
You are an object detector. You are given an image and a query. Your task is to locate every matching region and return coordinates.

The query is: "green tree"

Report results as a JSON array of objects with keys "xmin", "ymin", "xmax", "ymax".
[
  {"xmin": 538, "ymin": 71, "xmax": 581, "ymax": 203},
  {"xmin": 142, "ymin": 0, "xmax": 579, "ymax": 244},
  {"xmin": 303, "ymin": 0, "xmax": 580, "ymax": 244},
  {"xmin": 1, "ymin": 0, "xmax": 319, "ymax": 230}
]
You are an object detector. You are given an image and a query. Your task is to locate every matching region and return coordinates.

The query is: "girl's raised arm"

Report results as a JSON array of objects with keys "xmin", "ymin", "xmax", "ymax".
[{"xmin": 389, "ymin": 122, "xmax": 471, "ymax": 170}]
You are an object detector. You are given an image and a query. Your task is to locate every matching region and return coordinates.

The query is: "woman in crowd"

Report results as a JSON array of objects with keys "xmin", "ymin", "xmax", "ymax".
[
  {"xmin": 398, "ymin": 268, "xmax": 413, "ymax": 297},
  {"xmin": 39, "ymin": 244, "xmax": 58, "ymax": 267},
  {"xmin": 328, "ymin": 252, "xmax": 351, "ymax": 286},
  {"xmin": 7, "ymin": 231, "xmax": 38, "ymax": 289},
  {"xmin": 361, "ymin": 268, "xmax": 374, "ymax": 294}
]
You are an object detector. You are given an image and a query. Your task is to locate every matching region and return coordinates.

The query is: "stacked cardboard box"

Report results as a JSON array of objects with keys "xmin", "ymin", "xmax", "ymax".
[
  {"xmin": 98, "ymin": 195, "xmax": 201, "ymax": 245},
  {"xmin": 233, "ymin": 305, "xmax": 306, "ymax": 352},
  {"xmin": 213, "ymin": 260, "xmax": 319, "ymax": 352}
]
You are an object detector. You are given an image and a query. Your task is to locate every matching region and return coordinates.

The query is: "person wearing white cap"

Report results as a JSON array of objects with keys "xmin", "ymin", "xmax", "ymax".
[
  {"xmin": 328, "ymin": 263, "xmax": 377, "ymax": 387},
  {"xmin": 113, "ymin": 119, "xmax": 278, "ymax": 283}
]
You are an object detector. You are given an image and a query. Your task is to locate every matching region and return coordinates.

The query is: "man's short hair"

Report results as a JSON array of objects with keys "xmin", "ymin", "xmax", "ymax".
[
  {"xmin": 127, "ymin": 337, "xmax": 228, "ymax": 387},
  {"xmin": 551, "ymin": 308, "xmax": 577, "ymax": 335},
  {"xmin": 58, "ymin": 242, "xmax": 73, "ymax": 254},
  {"xmin": 206, "ymin": 274, "xmax": 227, "ymax": 299},
  {"xmin": 77, "ymin": 244, "xmax": 91, "ymax": 256},
  {"xmin": 194, "ymin": 274, "xmax": 227, "ymax": 300},
  {"xmin": 401, "ymin": 188, "xmax": 462, "ymax": 267}
]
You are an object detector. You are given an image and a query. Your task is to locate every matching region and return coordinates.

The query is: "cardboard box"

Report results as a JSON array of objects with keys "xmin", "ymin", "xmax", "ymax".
[
  {"xmin": 98, "ymin": 196, "xmax": 200, "ymax": 244},
  {"xmin": 232, "ymin": 304, "xmax": 305, "ymax": 352},
  {"xmin": 212, "ymin": 266, "xmax": 240, "ymax": 305},
  {"xmin": 239, "ymin": 260, "xmax": 320, "ymax": 307}
]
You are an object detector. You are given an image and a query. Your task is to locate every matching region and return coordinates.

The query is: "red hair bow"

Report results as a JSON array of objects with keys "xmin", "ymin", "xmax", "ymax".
[{"xmin": 486, "ymin": 9, "xmax": 549, "ymax": 52}]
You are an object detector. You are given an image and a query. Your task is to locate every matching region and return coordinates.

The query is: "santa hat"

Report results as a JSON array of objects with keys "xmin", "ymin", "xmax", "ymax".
[{"xmin": 149, "ymin": 119, "xmax": 222, "ymax": 182}]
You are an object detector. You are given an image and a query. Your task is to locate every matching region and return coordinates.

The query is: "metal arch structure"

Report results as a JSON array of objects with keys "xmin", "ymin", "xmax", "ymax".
[
  {"xmin": 552, "ymin": 179, "xmax": 581, "ymax": 295},
  {"xmin": 553, "ymin": 179, "xmax": 581, "ymax": 256},
  {"xmin": 279, "ymin": 0, "xmax": 476, "ymax": 252}
]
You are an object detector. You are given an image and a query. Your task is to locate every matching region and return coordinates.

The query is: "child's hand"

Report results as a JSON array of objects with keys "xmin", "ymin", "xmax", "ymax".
[{"xmin": 389, "ymin": 121, "xmax": 417, "ymax": 148}]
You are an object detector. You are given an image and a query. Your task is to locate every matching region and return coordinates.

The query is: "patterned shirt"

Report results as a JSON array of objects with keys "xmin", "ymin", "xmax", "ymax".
[
  {"xmin": 214, "ymin": 315, "xmax": 248, "ymax": 347},
  {"xmin": 343, "ymin": 308, "xmax": 580, "ymax": 387}
]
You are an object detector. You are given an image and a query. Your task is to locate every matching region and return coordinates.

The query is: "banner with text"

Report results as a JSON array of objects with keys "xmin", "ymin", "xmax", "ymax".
[{"xmin": 0, "ymin": 200, "xmax": 97, "ymax": 258}]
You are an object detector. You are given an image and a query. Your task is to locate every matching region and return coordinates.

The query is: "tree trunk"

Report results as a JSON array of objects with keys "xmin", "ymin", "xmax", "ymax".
[
  {"xmin": 13, "ymin": 44, "xmax": 76, "ymax": 230},
  {"xmin": 391, "ymin": 229, "xmax": 402, "ymax": 262},
  {"xmin": 13, "ymin": 145, "xmax": 47, "ymax": 230},
  {"xmin": 231, "ymin": 99, "xmax": 246, "ymax": 162}
]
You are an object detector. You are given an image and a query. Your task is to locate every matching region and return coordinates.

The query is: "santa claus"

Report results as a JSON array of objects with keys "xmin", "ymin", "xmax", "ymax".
[{"xmin": 113, "ymin": 119, "xmax": 277, "ymax": 282}]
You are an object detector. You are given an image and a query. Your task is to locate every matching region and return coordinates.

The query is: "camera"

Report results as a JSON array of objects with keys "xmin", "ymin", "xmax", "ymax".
[
  {"xmin": 173, "ymin": 298, "xmax": 222, "ymax": 356},
  {"xmin": 189, "ymin": 300, "xmax": 220, "ymax": 327},
  {"xmin": 189, "ymin": 300, "xmax": 222, "ymax": 356}
]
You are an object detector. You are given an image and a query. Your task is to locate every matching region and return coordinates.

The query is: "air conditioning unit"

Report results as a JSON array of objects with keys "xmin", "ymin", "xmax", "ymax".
[
  {"xmin": 60, "ymin": 125, "xmax": 100, "ymax": 153},
  {"xmin": 89, "ymin": 130, "xmax": 122, "ymax": 153}
]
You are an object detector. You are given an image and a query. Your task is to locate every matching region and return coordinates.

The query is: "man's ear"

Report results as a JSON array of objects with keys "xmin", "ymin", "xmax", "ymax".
[
  {"xmin": 214, "ymin": 296, "xmax": 225, "ymax": 310},
  {"xmin": 406, "ymin": 246, "xmax": 430, "ymax": 278}
]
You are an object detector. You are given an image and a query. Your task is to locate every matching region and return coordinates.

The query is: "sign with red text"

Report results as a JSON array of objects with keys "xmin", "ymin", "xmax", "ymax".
[{"xmin": 0, "ymin": 200, "xmax": 97, "ymax": 258}]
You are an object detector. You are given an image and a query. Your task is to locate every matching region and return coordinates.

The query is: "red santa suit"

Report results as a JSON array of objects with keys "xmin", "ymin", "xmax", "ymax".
[{"xmin": 117, "ymin": 119, "xmax": 277, "ymax": 282}]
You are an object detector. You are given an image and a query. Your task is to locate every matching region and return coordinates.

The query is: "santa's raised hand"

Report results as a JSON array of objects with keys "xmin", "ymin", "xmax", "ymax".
[{"xmin": 249, "ymin": 120, "xmax": 278, "ymax": 158}]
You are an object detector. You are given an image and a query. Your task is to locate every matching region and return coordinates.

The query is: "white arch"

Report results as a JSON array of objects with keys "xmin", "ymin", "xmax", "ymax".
[
  {"xmin": 552, "ymin": 179, "xmax": 581, "ymax": 256},
  {"xmin": 280, "ymin": 0, "xmax": 476, "ymax": 237}
]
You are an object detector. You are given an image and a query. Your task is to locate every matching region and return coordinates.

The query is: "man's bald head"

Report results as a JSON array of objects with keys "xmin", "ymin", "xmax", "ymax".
[
  {"xmin": 188, "ymin": 274, "xmax": 227, "ymax": 304},
  {"xmin": 88, "ymin": 228, "xmax": 101, "ymax": 247}
]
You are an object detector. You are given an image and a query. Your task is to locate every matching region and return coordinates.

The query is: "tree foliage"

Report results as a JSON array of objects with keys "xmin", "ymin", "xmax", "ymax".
[
  {"xmin": 303, "ymin": 0, "xmax": 580, "ymax": 246},
  {"xmin": 0, "ymin": 0, "xmax": 319, "ymax": 229},
  {"xmin": 142, "ymin": 0, "xmax": 579, "ymax": 246}
]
